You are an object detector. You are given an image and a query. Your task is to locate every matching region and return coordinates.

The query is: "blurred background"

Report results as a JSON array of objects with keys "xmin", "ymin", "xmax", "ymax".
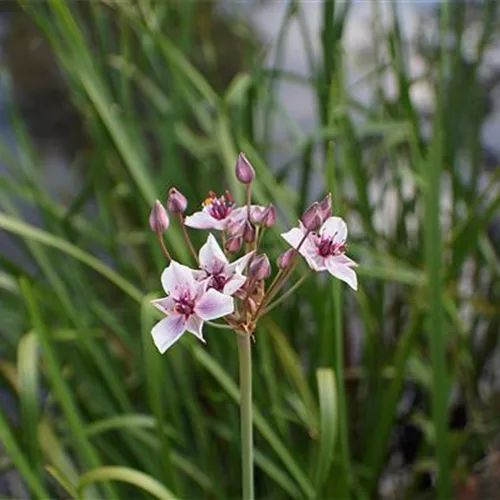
[{"xmin": 1, "ymin": 0, "xmax": 500, "ymax": 498}]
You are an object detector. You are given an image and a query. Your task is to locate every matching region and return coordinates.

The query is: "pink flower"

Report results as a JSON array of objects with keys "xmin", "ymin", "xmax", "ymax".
[
  {"xmin": 185, "ymin": 191, "xmax": 245, "ymax": 231},
  {"xmin": 281, "ymin": 216, "xmax": 358, "ymax": 290},
  {"xmin": 151, "ymin": 261, "xmax": 234, "ymax": 353},
  {"xmin": 195, "ymin": 234, "xmax": 253, "ymax": 296}
]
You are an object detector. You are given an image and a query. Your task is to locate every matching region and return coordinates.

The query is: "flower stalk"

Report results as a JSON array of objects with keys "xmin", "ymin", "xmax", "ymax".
[
  {"xmin": 262, "ymin": 271, "xmax": 311, "ymax": 315},
  {"xmin": 178, "ymin": 214, "xmax": 199, "ymax": 264},
  {"xmin": 237, "ymin": 333, "xmax": 254, "ymax": 500},
  {"xmin": 157, "ymin": 234, "xmax": 172, "ymax": 262},
  {"xmin": 148, "ymin": 155, "xmax": 359, "ymax": 500}
]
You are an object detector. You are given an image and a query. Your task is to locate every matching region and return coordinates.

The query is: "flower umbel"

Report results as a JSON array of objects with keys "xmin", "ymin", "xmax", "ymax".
[
  {"xmin": 150, "ymin": 155, "xmax": 358, "ymax": 350},
  {"xmin": 151, "ymin": 261, "xmax": 234, "ymax": 353}
]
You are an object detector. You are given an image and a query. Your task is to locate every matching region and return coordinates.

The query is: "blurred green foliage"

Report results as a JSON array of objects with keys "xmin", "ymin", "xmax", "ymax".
[{"xmin": 1, "ymin": 0, "xmax": 500, "ymax": 498}]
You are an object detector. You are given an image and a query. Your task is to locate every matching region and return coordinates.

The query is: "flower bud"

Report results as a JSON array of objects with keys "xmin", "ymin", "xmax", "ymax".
[
  {"xmin": 227, "ymin": 217, "xmax": 245, "ymax": 237},
  {"xmin": 149, "ymin": 200, "xmax": 170, "ymax": 233},
  {"xmin": 247, "ymin": 298, "xmax": 258, "ymax": 315},
  {"xmin": 225, "ymin": 235, "xmax": 243, "ymax": 254},
  {"xmin": 249, "ymin": 206, "xmax": 264, "ymax": 224},
  {"xmin": 243, "ymin": 220, "xmax": 257, "ymax": 243},
  {"xmin": 249, "ymin": 254, "xmax": 271, "ymax": 280},
  {"xmin": 235, "ymin": 152, "xmax": 256, "ymax": 184},
  {"xmin": 319, "ymin": 193, "xmax": 332, "ymax": 220},
  {"xmin": 301, "ymin": 202, "xmax": 323, "ymax": 231},
  {"xmin": 277, "ymin": 249, "xmax": 297, "ymax": 270},
  {"xmin": 260, "ymin": 204, "xmax": 276, "ymax": 228},
  {"xmin": 167, "ymin": 187, "xmax": 188, "ymax": 213}
]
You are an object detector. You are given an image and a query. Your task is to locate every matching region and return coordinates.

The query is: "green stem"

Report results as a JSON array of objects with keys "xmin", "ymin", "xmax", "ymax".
[
  {"xmin": 237, "ymin": 334, "xmax": 254, "ymax": 500},
  {"xmin": 179, "ymin": 214, "xmax": 199, "ymax": 264},
  {"xmin": 260, "ymin": 272, "xmax": 311, "ymax": 317}
]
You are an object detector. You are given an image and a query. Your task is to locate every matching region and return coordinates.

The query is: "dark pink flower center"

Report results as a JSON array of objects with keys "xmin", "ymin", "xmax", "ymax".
[
  {"xmin": 202, "ymin": 261, "xmax": 228, "ymax": 292},
  {"xmin": 315, "ymin": 233, "xmax": 347, "ymax": 258},
  {"xmin": 203, "ymin": 192, "xmax": 235, "ymax": 220},
  {"xmin": 174, "ymin": 291, "xmax": 195, "ymax": 317},
  {"xmin": 209, "ymin": 273, "xmax": 227, "ymax": 292}
]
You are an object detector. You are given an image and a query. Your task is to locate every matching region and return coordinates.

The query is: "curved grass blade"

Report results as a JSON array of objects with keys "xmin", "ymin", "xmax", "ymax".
[
  {"xmin": 315, "ymin": 368, "xmax": 338, "ymax": 492},
  {"xmin": 17, "ymin": 332, "xmax": 41, "ymax": 475},
  {"xmin": 77, "ymin": 466, "xmax": 178, "ymax": 500},
  {"xmin": 0, "ymin": 213, "xmax": 143, "ymax": 303},
  {"xmin": 84, "ymin": 414, "xmax": 180, "ymax": 444}
]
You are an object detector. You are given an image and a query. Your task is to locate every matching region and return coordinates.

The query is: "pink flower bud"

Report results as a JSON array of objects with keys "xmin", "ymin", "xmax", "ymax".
[
  {"xmin": 227, "ymin": 217, "xmax": 245, "ymax": 237},
  {"xmin": 167, "ymin": 187, "xmax": 188, "ymax": 213},
  {"xmin": 149, "ymin": 200, "xmax": 170, "ymax": 233},
  {"xmin": 260, "ymin": 204, "xmax": 276, "ymax": 228},
  {"xmin": 225, "ymin": 235, "xmax": 243, "ymax": 254},
  {"xmin": 247, "ymin": 298, "xmax": 257, "ymax": 315},
  {"xmin": 277, "ymin": 249, "xmax": 297, "ymax": 269},
  {"xmin": 235, "ymin": 152, "xmax": 256, "ymax": 184},
  {"xmin": 243, "ymin": 220, "xmax": 257, "ymax": 243},
  {"xmin": 301, "ymin": 202, "xmax": 323, "ymax": 231},
  {"xmin": 249, "ymin": 254, "xmax": 271, "ymax": 280},
  {"xmin": 319, "ymin": 193, "xmax": 332, "ymax": 220}
]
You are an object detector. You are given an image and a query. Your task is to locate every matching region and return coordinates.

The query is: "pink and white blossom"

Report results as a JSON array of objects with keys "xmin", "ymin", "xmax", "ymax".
[
  {"xmin": 151, "ymin": 261, "xmax": 234, "ymax": 353},
  {"xmin": 195, "ymin": 234, "xmax": 253, "ymax": 296},
  {"xmin": 185, "ymin": 192, "xmax": 245, "ymax": 231},
  {"xmin": 281, "ymin": 216, "xmax": 358, "ymax": 290}
]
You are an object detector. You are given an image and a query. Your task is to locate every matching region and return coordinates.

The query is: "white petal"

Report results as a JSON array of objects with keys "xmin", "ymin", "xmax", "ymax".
[
  {"xmin": 192, "ymin": 269, "xmax": 207, "ymax": 281},
  {"xmin": 185, "ymin": 210, "xmax": 220, "ymax": 230},
  {"xmin": 195, "ymin": 289, "xmax": 234, "ymax": 321},
  {"xmin": 282, "ymin": 226, "xmax": 321, "ymax": 267},
  {"xmin": 193, "ymin": 279, "xmax": 209, "ymax": 298},
  {"xmin": 223, "ymin": 273, "xmax": 247, "ymax": 296},
  {"xmin": 151, "ymin": 296, "xmax": 175, "ymax": 313},
  {"xmin": 305, "ymin": 253, "xmax": 327, "ymax": 271},
  {"xmin": 333, "ymin": 254, "xmax": 358, "ymax": 267},
  {"xmin": 320, "ymin": 216, "xmax": 347, "ymax": 244},
  {"xmin": 151, "ymin": 314, "xmax": 187, "ymax": 353},
  {"xmin": 325, "ymin": 258, "xmax": 358, "ymax": 291},
  {"xmin": 228, "ymin": 251, "xmax": 254, "ymax": 274},
  {"xmin": 161, "ymin": 261, "xmax": 196, "ymax": 295},
  {"xmin": 199, "ymin": 233, "xmax": 227, "ymax": 270},
  {"xmin": 186, "ymin": 316, "xmax": 206, "ymax": 342},
  {"xmin": 281, "ymin": 226, "xmax": 307, "ymax": 251}
]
